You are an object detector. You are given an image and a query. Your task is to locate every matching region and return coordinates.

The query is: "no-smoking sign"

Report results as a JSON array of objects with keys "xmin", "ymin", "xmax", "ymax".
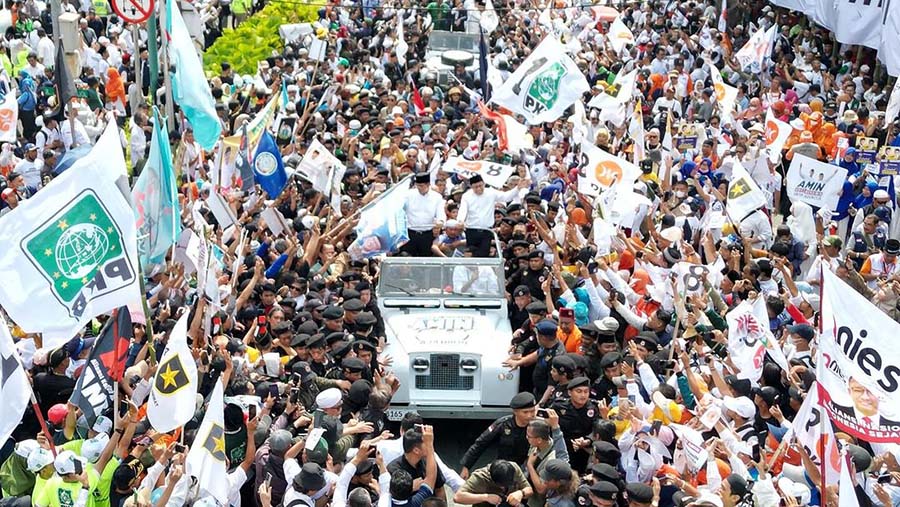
[{"xmin": 111, "ymin": 0, "xmax": 154, "ymax": 24}]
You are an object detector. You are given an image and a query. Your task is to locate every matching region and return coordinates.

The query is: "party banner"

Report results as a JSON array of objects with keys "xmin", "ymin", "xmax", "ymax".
[
  {"xmin": 441, "ymin": 158, "xmax": 516, "ymax": 188},
  {"xmin": 857, "ymin": 137, "xmax": 879, "ymax": 164},
  {"xmin": 786, "ymin": 154, "xmax": 847, "ymax": 211}
]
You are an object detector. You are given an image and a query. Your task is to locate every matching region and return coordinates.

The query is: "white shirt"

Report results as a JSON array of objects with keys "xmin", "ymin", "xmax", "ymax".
[
  {"xmin": 332, "ymin": 462, "xmax": 391, "ymax": 507},
  {"xmin": 452, "ymin": 265, "xmax": 500, "ymax": 295},
  {"xmin": 457, "ymin": 186, "xmax": 518, "ymax": 230},
  {"xmin": 739, "ymin": 209, "xmax": 773, "ymax": 249},
  {"xmin": 15, "ymin": 158, "xmax": 42, "ymax": 189},
  {"xmin": 404, "ymin": 189, "xmax": 446, "ymax": 231},
  {"xmin": 60, "ymin": 118, "xmax": 91, "ymax": 149},
  {"xmin": 36, "ymin": 37, "xmax": 55, "ymax": 67},
  {"xmin": 283, "ymin": 458, "xmax": 338, "ymax": 505}
]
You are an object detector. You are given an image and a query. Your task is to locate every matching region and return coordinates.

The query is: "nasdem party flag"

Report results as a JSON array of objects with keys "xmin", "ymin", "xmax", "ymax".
[
  {"xmin": 817, "ymin": 268, "xmax": 900, "ymax": 443},
  {"xmin": 253, "ymin": 131, "xmax": 288, "ymax": 198},
  {"xmin": 0, "ymin": 121, "xmax": 140, "ymax": 345},
  {"xmin": 147, "ymin": 312, "xmax": 198, "ymax": 433},
  {"xmin": 490, "ymin": 35, "xmax": 588, "ymax": 125},
  {"xmin": 167, "ymin": 0, "xmax": 221, "ymax": 150},
  {"xmin": 132, "ymin": 107, "xmax": 181, "ymax": 266}
]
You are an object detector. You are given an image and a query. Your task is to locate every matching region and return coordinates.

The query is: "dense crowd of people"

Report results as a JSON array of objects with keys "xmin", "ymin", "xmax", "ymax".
[{"xmin": 1, "ymin": 0, "xmax": 900, "ymax": 506}]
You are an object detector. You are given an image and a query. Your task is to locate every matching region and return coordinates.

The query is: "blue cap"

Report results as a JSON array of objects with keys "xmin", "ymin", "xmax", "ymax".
[{"xmin": 535, "ymin": 319, "xmax": 558, "ymax": 336}]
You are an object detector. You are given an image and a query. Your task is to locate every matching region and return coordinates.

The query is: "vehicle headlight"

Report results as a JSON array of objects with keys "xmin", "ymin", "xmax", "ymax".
[
  {"xmin": 412, "ymin": 357, "xmax": 429, "ymax": 372},
  {"xmin": 460, "ymin": 358, "xmax": 478, "ymax": 372}
]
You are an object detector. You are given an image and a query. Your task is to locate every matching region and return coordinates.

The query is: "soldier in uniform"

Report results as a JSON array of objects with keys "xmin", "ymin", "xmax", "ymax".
[
  {"xmin": 341, "ymin": 298, "xmax": 367, "ymax": 334},
  {"xmin": 584, "ymin": 481, "xmax": 619, "ymax": 507},
  {"xmin": 460, "ymin": 392, "xmax": 537, "ymax": 479},
  {"xmin": 320, "ymin": 305, "xmax": 346, "ymax": 334},
  {"xmin": 550, "ymin": 377, "xmax": 600, "ymax": 473},
  {"xmin": 290, "ymin": 361, "xmax": 349, "ymax": 411},
  {"xmin": 505, "ymin": 240, "xmax": 530, "ymax": 280},
  {"xmin": 306, "ymin": 334, "xmax": 333, "ymax": 377},
  {"xmin": 590, "ymin": 352, "xmax": 623, "ymax": 404}
]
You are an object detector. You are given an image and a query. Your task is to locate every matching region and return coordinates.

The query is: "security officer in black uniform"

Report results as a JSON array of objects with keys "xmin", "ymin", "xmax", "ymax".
[
  {"xmin": 543, "ymin": 355, "xmax": 577, "ymax": 406},
  {"xmin": 509, "ymin": 285, "xmax": 534, "ymax": 332},
  {"xmin": 510, "ymin": 301, "xmax": 547, "ymax": 395},
  {"xmin": 590, "ymin": 352, "xmax": 623, "ymax": 404},
  {"xmin": 507, "ymin": 250, "xmax": 551, "ymax": 301},
  {"xmin": 306, "ymin": 334, "xmax": 333, "ymax": 377},
  {"xmin": 551, "ymin": 376, "xmax": 600, "ymax": 473},
  {"xmin": 342, "ymin": 298, "xmax": 367, "ymax": 334},
  {"xmin": 505, "ymin": 240, "xmax": 530, "ymax": 280},
  {"xmin": 505, "ymin": 319, "xmax": 566, "ymax": 399},
  {"xmin": 459, "ymin": 391, "xmax": 537, "ymax": 479}
]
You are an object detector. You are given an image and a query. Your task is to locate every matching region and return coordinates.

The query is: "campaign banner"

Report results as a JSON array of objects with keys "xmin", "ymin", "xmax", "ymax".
[
  {"xmin": 879, "ymin": 146, "xmax": 900, "ymax": 176},
  {"xmin": 786, "ymin": 154, "xmax": 847, "ymax": 212},
  {"xmin": 818, "ymin": 268, "xmax": 900, "ymax": 442},
  {"xmin": 441, "ymin": 158, "xmax": 515, "ymax": 188},
  {"xmin": 857, "ymin": 137, "xmax": 879, "ymax": 164},
  {"xmin": 347, "ymin": 176, "xmax": 411, "ymax": 260},
  {"xmin": 781, "ymin": 383, "xmax": 841, "ymax": 483}
]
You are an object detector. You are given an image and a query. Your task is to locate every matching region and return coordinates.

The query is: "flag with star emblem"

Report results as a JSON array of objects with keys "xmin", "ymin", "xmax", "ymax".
[
  {"xmin": 147, "ymin": 312, "xmax": 198, "ymax": 433},
  {"xmin": 186, "ymin": 380, "xmax": 227, "ymax": 504},
  {"xmin": 0, "ymin": 314, "xmax": 30, "ymax": 445},
  {"xmin": 0, "ymin": 120, "xmax": 140, "ymax": 347},
  {"xmin": 726, "ymin": 160, "xmax": 767, "ymax": 221}
]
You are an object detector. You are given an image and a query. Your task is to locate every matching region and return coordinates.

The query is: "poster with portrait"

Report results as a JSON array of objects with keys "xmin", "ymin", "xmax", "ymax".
[
  {"xmin": 675, "ymin": 123, "xmax": 699, "ymax": 151},
  {"xmin": 879, "ymin": 145, "xmax": 900, "ymax": 176},
  {"xmin": 274, "ymin": 116, "xmax": 297, "ymax": 147},
  {"xmin": 857, "ymin": 137, "xmax": 879, "ymax": 164},
  {"xmin": 817, "ymin": 269, "xmax": 900, "ymax": 442},
  {"xmin": 786, "ymin": 154, "xmax": 847, "ymax": 211}
]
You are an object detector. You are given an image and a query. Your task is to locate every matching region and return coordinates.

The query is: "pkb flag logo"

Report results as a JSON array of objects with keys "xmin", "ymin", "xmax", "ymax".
[{"xmin": 21, "ymin": 190, "xmax": 136, "ymax": 318}]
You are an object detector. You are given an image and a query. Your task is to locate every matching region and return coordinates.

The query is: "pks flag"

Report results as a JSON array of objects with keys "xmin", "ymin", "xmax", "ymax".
[
  {"xmin": 69, "ymin": 308, "xmax": 132, "ymax": 425},
  {"xmin": 0, "ymin": 90, "xmax": 17, "ymax": 142},
  {"xmin": 734, "ymin": 25, "xmax": 775, "ymax": 74},
  {"xmin": 0, "ymin": 121, "xmax": 140, "ymax": 345},
  {"xmin": 587, "ymin": 69, "xmax": 637, "ymax": 109},
  {"xmin": 606, "ymin": 16, "xmax": 635, "ymax": 53},
  {"xmin": 166, "ymin": 0, "xmax": 221, "ymax": 150},
  {"xmin": 347, "ymin": 176, "xmax": 411, "ymax": 260},
  {"xmin": 186, "ymin": 380, "xmax": 228, "ymax": 504},
  {"xmin": 147, "ymin": 312, "xmax": 199, "ymax": 433},
  {"xmin": 252, "ymin": 131, "xmax": 288, "ymax": 198},
  {"xmin": 577, "ymin": 141, "xmax": 641, "ymax": 197},
  {"xmin": 235, "ymin": 124, "xmax": 254, "ymax": 192},
  {"xmin": 132, "ymin": 107, "xmax": 181, "ymax": 266},
  {"xmin": 764, "ymin": 108, "xmax": 792, "ymax": 164},
  {"xmin": 0, "ymin": 315, "xmax": 30, "ymax": 446},
  {"xmin": 628, "ymin": 100, "xmax": 645, "ymax": 163},
  {"xmin": 817, "ymin": 268, "xmax": 900, "ymax": 443},
  {"xmin": 726, "ymin": 160, "xmax": 767, "ymax": 220},
  {"xmin": 490, "ymin": 35, "xmax": 589, "ymax": 125},
  {"xmin": 704, "ymin": 57, "xmax": 737, "ymax": 115}
]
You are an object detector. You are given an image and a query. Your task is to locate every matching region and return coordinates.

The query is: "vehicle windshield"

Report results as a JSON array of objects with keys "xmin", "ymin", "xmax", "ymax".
[
  {"xmin": 379, "ymin": 262, "xmax": 504, "ymax": 298},
  {"xmin": 426, "ymin": 31, "xmax": 479, "ymax": 53}
]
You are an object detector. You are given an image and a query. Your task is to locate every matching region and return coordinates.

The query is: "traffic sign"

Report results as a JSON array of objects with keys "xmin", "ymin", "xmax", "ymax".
[{"xmin": 111, "ymin": 0, "xmax": 154, "ymax": 24}]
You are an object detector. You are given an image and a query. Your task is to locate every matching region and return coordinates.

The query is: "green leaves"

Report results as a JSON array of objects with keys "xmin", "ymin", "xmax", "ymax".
[{"xmin": 203, "ymin": 3, "xmax": 318, "ymax": 76}]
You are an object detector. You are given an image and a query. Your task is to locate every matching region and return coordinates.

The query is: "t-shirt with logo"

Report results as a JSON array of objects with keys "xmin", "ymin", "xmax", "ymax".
[{"xmin": 33, "ymin": 468, "xmax": 100, "ymax": 507}]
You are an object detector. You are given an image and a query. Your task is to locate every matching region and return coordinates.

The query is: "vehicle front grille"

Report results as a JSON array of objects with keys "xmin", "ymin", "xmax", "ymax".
[{"xmin": 415, "ymin": 354, "xmax": 474, "ymax": 390}]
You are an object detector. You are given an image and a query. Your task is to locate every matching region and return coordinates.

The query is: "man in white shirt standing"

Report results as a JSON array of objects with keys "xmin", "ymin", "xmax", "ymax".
[
  {"xmin": 403, "ymin": 172, "xmax": 446, "ymax": 257},
  {"xmin": 15, "ymin": 143, "xmax": 43, "ymax": 192},
  {"xmin": 458, "ymin": 174, "xmax": 527, "ymax": 257}
]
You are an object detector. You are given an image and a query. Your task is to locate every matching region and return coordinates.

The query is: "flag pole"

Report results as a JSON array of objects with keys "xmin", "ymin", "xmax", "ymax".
[
  {"xmin": 29, "ymin": 392, "xmax": 57, "ymax": 457},
  {"xmin": 138, "ymin": 262, "xmax": 157, "ymax": 367}
]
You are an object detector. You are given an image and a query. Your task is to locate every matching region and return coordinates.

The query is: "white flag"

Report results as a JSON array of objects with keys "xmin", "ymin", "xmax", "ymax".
[
  {"xmin": 296, "ymin": 139, "xmax": 346, "ymax": 198},
  {"xmin": 606, "ymin": 16, "xmax": 635, "ymax": 53},
  {"xmin": 781, "ymin": 383, "xmax": 841, "ymax": 483},
  {"xmin": 577, "ymin": 141, "xmax": 641, "ymax": 197},
  {"xmin": 490, "ymin": 35, "xmax": 589, "ymax": 125},
  {"xmin": 480, "ymin": 0, "xmax": 499, "ymax": 33},
  {"xmin": 734, "ymin": 25, "xmax": 775, "ymax": 74},
  {"xmin": 186, "ymin": 380, "xmax": 228, "ymax": 504},
  {"xmin": 881, "ymin": 5, "xmax": 900, "ymax": 78},
  {"xmin": 395, "ymin": 13, "xmax": 408, "ymax": 67},
  {"xmin": 717, "ymin": 4, "xmax": 727, "ymax": 32},
  {"xmin": 834, "ymin": 0, "xmax": 883, "ymax": 50},
  {"xmin": 0, "ymin": 90, "xmax": 17, "ymax": 143},
  {"xmin": 724, "ymin": 299, "xmax": 768, "ymax": 381},
  {"xmin": 0, "ymin": 121, "xmax": 140, "ymax": 346},
  {"xmin": 885, "ymin": 79, "xmax": 900, "ymax": 126},
  {"xmin": 628, "ymin": 101, "xmax": 645, "ymax": 163},
  {"xmin": 147, "ymin": 312, "xmax": 199, "ymax": 433},
  {"xmin": 817, "ymin": 268, "xmax": 900, "ymax": 443},
  {"xmin": 839, "ymin": 452, "xmax": 862, "ymax": 507},
  {"xmin": 765, "ymin": 108, "xmax": 793, "ymax": 164},
  {"xmin": 442, "ymin": 158, "xmax": 516, "ymax": 189},
  {"xmin": 704, "ymin": 57, "xmax": 737, "ymax": 115},
  {"xmin": 0, "ymin": 316, "xmax": 30, "ymax": 445},
  {"xmin": 726, "ymin": 160, "xmax": 767, "ymax": 220},
  {"xmin": 587, "ymin": 69, "xmax": 637, "ymax": 110}
]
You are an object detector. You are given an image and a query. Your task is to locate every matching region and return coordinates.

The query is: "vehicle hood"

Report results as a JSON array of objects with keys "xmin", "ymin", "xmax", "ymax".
[{"xmin": 384, "ymin": 312, "xmax": 506, "ymax": 354}]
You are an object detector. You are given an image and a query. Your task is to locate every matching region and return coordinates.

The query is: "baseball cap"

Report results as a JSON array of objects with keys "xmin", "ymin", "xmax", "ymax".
[
  {"xmin": 53, "ymin": 450, "xmax": 86, "ymax": 475},
  {"xmin": 82, "ymin": 432, "xmax": 110, "ymax": 463},
  {"xmin": 723, "ymin": 395, "xmax": 756, "ymax": 419},
  {"xmin": 27, "ymin": 448, "xmax": 54, "ymax": 472}
]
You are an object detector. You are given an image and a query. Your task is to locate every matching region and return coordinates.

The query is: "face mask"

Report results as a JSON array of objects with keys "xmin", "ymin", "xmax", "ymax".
[
  {"xmin": 422, "ymin": 124, "xmax": 432, "ymax": 133},
  {"xmin": 349, "ymin": 129, "xmax": 359, "ymax": 136},
  {"xmin": 675, "ymin": 190, "xmax": 686, "ymax": 198}
]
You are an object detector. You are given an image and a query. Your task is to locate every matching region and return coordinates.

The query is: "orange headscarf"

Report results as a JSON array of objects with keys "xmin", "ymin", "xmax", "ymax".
[{"xmin": 105, "ymin": 68, "xmax": 126, "ymax": 107}]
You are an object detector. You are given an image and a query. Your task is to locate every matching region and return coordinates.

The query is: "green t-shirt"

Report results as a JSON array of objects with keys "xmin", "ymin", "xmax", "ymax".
[
  {"xmin": 91, "ymin": 459, "xmax": 120, "ymax": 507},
  {"xmin": 31, "ymin": 475, "xmax": 50, "ymax": 506},
  {"xmin": 34, "ymin": 468, "xmax": 100, "ymax": 507}
]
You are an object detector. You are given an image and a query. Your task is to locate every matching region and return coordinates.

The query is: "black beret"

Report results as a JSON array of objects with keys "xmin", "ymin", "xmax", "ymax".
[
  {"xmin": 343, "ymin": 299, "xmax": 365, "ymax": 312},
  {"xmin": 355, "ymin": 312, "xmax": 377, "ymax": 326},
  {"xmin": 551, "ymin": 355, "xmax": 577, "ymax": 376},
  {"xmin": 341, "ymin": 289, "xmax": 361, "ymax": 300},
  {"xmin": 513, "ymin": 285, "xmax": 531, "ymax": 297},
  {"xmin": 593, "ymin": 441, "xmax": 621, "ymax": 464},
  {"xmin": 528, "ymin": 250, "xmax": 544, "ymax": 259},
  {"xmin": 589, "ymin": 481, "xmax": 618, "ymax": 501},
  {"xmin": 306, "ymin": 334, "xmax": 326, "ymax": 349},
  {"xmin": 508, "ymin": 240, "xmax": 529, "ymax": 250},
  {"xmin": 342, "ymin": 357, "xmax": 367, "ymax": 372},
  {"xmin": 567, "ymin": 376, "xmax": 589, "ymax": 390},
  {"xmin": 625, "ymin": 483, "xmax": 654, "ymax": 504},
  {"xmin": 297, "ymin": 320, "xmax": 319, "ymax": 335},
  {"xmin": 325, "ymin": 331, "xmax": 347, "ymax": 345},
  {"xmin": 509, "ymin": 392, "xmax": 536, "ymax": 409},
  {"xmin": 526, "ymin": 301, "xmax": 547, "ymax": 314},
  {"xmin": 272, "ymin": 321, "xmax": 293, "ymax": 335},
  {"xmin": 633, "ymin": 332, "xmax": 659, "ymax": 352},
  {"xmin": 600, "ymin": 352, "xmax": 622, "ymax": 368},
  {"xmin": 322, "ymin": 306, "xmax": 345, "ymax": 320},
  {"xmin": 352, "ymin": 340, "xmax": 377, "ymax": 353},
  {"xmin": 291, "ymin": 333, "xmax": 311, "ymax": 347},
  {"xmin": 590, "ymin": 463, "xmax": 620, "ymax": 483},
  {"xmin": 355, "ymin": 459, "xmax": 375, "ymax": 476}
]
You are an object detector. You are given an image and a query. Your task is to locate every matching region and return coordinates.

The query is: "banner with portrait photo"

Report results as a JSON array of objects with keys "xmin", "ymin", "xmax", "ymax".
[
  {"xmin": 675, "ymin": 123, "xmax": 700, "ymax": 151},
  {"xmin": 857, "ymin": 137, "xmax": 879, "ymax": 164},
  {"xmin": 347, "ymin": 176, "xmax": 411, "ymax": 260},
  {"xmin": 441, "ymin": 158, "xmax": 515, "ymax": 188},
  {"xmin": 786, "ymin": 154, "xmax": 847, "ymax": 212},
  {"xmin": 879, "ymin": 146, "xmax": 900, "ymax": 176},
  {"xmin": 818, "ymin": 268, "xmax": 900, "ymax": 442}
]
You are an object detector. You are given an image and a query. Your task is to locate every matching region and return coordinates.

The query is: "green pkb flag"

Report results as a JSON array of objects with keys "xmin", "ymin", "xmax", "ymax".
[
  {"xmin": 0, "ymin": 120, "xmax": 140, "ymax": 348},
  {"xmin": 23, "ymin": 192, "xmax": 127, "ymax": 305}
]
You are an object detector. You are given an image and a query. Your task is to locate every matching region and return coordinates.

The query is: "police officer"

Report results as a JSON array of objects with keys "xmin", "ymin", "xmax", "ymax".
[
  {"xmin": 507, "ymin": 250, "xmax": 551, "ymax": 301},
  {"xmin": 509, "ymin": 285, "xmax": 533, "ymax": 331},
  {"xmin": 551, "ymin": 377, "xmax": 600, "ymax": 473},
  {"xmin": 505, "ymin": 319, "xmax": 566, "ymax": 398},
  {"xmin": 542, "ymin": 355, "xmax": 577, "ymax": 406},
  {"xmin": 460, "ymin": 392, "xmax": 537, "ymax": 479},
  {"xmin": 590, "ymin": 352, "xmax": 623, "ymax": 404}
]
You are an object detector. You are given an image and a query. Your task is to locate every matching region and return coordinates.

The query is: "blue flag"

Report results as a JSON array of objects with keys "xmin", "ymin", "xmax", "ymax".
[
  {"xmin": 132, "ymin": 107, "xmax": 182, "ymax": 266},
  {"xmin": 479, "ymin": 29, "xmax": 490, "ymax": 102},
  {"xmin": 253, "ymin": 131, "xmax": 287, "ymax": 198},
  {"xmin": 167, "ymin": 0, "xmax": 221, "ymax": 150}
]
